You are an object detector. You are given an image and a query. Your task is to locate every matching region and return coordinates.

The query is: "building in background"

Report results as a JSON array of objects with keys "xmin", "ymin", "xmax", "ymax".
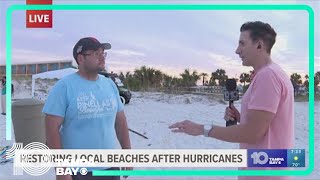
[{"xmin": 0, "ymin": 60, "xmax": 72, "ymax": 76}]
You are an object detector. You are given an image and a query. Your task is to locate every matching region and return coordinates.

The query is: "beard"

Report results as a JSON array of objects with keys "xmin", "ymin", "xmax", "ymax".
[{"xmin": 97, "ymin": 64, "xmax": 106, "ymax": 71}]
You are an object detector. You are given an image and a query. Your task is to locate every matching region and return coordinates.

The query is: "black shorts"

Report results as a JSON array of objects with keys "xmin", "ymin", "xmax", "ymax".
[{"xmin": 72, "ymin": 167, "xmax": 120, "ymax": 180}]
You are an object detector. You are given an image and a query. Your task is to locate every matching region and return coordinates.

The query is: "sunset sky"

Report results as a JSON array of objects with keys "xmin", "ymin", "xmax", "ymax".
[{"xmin": 1, "ymin": 0, "xmax": 319, "ymax": 79}]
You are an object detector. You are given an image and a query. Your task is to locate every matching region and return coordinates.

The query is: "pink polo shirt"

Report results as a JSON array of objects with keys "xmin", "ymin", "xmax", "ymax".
[{"xmin": 239, "ymin": 62, "xmax": 294, "ymax": 180}]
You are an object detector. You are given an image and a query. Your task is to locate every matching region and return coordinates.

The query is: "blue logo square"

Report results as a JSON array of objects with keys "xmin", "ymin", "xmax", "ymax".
[{"xmin": 248, "ymin": 149, "xmax": 287, "ymax": 167}]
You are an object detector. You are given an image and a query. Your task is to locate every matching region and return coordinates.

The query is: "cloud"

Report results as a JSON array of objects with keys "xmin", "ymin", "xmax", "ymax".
[
  {"xmin": 206, "ymin": 52, "xmax": 252, "ymax": 77},
  {"xmin": 272, "ymin": 54, "xmax": 317, "ymax": 77},
  {"xmin": 273, "ymin": 35, "xmax": 290, "ymax": 55},
  {"xmin": 0, "ymin": 49, "xmax": 4, "ymax": 62},
  {"xmin": 269, "ymin": 10, "xmax": 298, "ymax": 22},
  {"xmin": 315, "ymin": 56, "xmax": 320, "ymax": 72},
  {"xmin": 104, "ymin": 9, "xmax": 311, "ymax": 79},
  {"xmin": 107, "ymin": 46, "xmax": 253, "ymax": 79},
  {"xmin": 12, "ymin": 29, "xmax": 64, "ymax": 40},
  {"xmin": 1, "ymin": 48, "xmax": 71, "ymax": 65},
  {"xmin": 207, "ymin": 53, "xmax": 239, "ymax": 66},
  {"xmin": 106, "ymin": 48, "xmax": 149, "ymax": 73},
  {"xmin": 1, "ymin": 1, "xmax": 316, "ymax": 80},
  {"xmin": 111, "ymin": 49, "xmax": 146, "ymax": 57}
]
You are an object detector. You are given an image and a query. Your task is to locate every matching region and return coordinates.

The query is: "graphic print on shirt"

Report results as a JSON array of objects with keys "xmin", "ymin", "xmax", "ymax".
[{"xmin": 77, "ymin": 92, "xmax": 117, "ymax": 120}]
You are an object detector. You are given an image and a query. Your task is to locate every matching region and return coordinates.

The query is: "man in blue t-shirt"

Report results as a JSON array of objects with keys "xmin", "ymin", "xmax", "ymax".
[{"xmin": 43, "ymin": 37, "xmax": 132, "ymax": 180}]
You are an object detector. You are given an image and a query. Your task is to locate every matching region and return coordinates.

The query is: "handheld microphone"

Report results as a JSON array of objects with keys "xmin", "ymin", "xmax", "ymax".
[{"xmin": 224, "ymin": 79, "xmax": 239, "ymax": 126}]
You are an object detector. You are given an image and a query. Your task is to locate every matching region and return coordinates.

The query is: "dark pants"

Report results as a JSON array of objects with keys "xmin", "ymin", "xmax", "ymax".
[{"xmin": 72, "ymin": 167, "xmax": 120, "ymax": 180}]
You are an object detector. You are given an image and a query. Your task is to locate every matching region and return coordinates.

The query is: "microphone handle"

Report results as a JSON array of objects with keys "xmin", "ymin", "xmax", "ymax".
[{"xmin": 226, "ymin": 100, "xmax": 237, "ymax": 127}]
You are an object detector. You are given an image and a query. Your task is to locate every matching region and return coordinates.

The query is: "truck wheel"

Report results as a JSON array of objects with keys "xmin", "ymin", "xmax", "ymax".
[{"xmin": 120, "ymin": 96, "xmax": 125, "ymax": 105}]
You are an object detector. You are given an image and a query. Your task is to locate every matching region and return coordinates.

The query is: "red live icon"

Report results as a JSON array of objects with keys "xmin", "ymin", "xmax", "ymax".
[
  {"xmin": 26, "ymin": 10, "xmax": 52, "ymax": 28},
  {"xmin": 26, "ymin": 0, "xmax": 52, "ymax": 28}
]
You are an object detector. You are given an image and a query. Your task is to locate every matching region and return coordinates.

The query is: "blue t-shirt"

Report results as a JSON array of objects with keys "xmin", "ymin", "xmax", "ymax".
[{"xmin": 42, "ymin": 73, "xmax": 124, "ymax": 150}]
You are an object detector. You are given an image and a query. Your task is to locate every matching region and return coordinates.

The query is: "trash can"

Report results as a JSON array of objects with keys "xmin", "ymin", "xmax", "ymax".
[{"xmin": 12, "ymin": 98, "xmax": 46, "ymax": 145}]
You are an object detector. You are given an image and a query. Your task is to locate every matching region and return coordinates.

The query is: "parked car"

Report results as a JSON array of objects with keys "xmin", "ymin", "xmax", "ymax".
[{"xmin": 99, "ymin": 71, "xmax": 132, "ymax": 104}]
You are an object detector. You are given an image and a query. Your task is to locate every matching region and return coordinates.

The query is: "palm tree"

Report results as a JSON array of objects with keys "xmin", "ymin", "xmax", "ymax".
[
  {"xmin": 163, "ymin": 74, "xmax": 173, "ymax": 88},
  {"xmin": 290, "ymin": 73, "xmax": 302, "ymax": 86},
  {"xmin": 200, "ymin": 72, "xmax": 208, "ymax": 86},
  {"xmin": 180, "ymin": 69, "xmax": 200, "ymax": 87},
  {"xmin": 146, "ymin": 67, "xmax": 155, "ymax": 88},
  {"xmin": 215, "ymin": 69, "xmax": 228, "ymax": 86},
  {"xmin": 209, "ymin": 72, "xmax": 218, "ymax": 86},
  {"xmin": 133, "ymin": 68, "xmax": 142, "ymax": 80},
  {"xmin": 120, "ymin": 71, "xmax": 131, "ymax": 89},
  {"xmin": 172, "ymin": 77, "xmax": 180, "ymax": 87},
  {"xmin": 119, "ymin": 72, "xmax": 125, "ymax": 82},
  {"xmin": 124, "ymin": 71, "xmax": 141, "ymax": 91},
  {"xmin": 303, "ymin": 74, "xmax": 309, "ymax": 90},
  {"xmin": 153, "ymin": 70, "xmax": 163, "ymax": 88},
  {"xmin": 125, "ymin": 71, "xmax": 131, "ymax": 79},
  {"xmin": 290, "ymin": 73, "xmax": 302, "ymax": 96},
  {"xmin": 191, "ymin": 70, "xmax": 200, "ymax": 86},
  {"xmin": 239, "ymin": 73, "xmax": 250, "ymax": 87},
  {"xmin": 315, "ymin": 71, "xmax": 320, "ymax": 87},
  {"xmin": 133, "ymin": 66, "xmax": 151, "ymax": 90},
  {"xmin": 180, "ymin": 69, "xmax": 192, "ymax": 87},
  {"xmin": 313, "ymin": 71, "xmax": 320, "ymax": 93}
]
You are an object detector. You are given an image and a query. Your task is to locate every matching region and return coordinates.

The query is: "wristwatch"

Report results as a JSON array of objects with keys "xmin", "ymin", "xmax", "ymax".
[{"xmin": 203, "ymin": 124, "xmax": 212, "ymax": 137}]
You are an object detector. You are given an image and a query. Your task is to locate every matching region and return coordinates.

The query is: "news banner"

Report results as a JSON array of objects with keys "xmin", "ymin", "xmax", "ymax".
[{"xmin": 14, "ymin": 149, "xmax": 305, "ymax": 168}]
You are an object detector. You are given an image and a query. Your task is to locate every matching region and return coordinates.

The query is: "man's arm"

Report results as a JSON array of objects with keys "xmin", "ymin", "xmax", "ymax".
[
  {"xmin": 115, "ymin": 110, "xmax": 132, "ymax": 177},
  {"xmin": 45, "ymin": 114, "xmax": 72, "ymax": 180},
  {"xmin": 115, "ymin": 111, "xmax": 131, "ymax": 149},
  {"xmin": 170, "ymin": 109, "xmax": 274, "ymax": 144},
  {"xmin": 210, "ymin": 109, "xmax": 274, "ymax": 144},
  {"xmin": 45, "ymin": 114, "xmax": 63, "ymax": 149}
]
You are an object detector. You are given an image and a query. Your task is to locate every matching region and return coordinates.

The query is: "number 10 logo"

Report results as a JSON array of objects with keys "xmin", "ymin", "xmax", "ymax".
[{"xmin": 251, "ymin": 152, "xmax": 269, "ymax": 165}]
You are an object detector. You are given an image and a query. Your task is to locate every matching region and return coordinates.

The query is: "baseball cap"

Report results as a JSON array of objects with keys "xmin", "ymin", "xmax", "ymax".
[{"xmin": 73, "ymin": 37, "xmax": 111, "ymax": 60}]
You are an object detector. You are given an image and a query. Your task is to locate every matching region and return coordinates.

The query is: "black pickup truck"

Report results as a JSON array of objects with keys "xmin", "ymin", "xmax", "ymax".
[{"xmin": 98, "ymin": 71, "xmax": 132, "ymax": 104}]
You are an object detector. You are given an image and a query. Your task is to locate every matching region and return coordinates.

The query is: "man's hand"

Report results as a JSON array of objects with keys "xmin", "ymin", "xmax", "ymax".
[
  {"xmin": 121, "ymin": 167, "xmax": 133, "ymax": 179},
  {"xmin": 56, "ymin": 174, "xmax": 72, "ymax": 180},
  {"xmin": 224, "ymin": 104, "xmax": 240, "ymax": 123},
  {"xmin": 169, "ymin": 120, "xmax": 204, "ymax": 136}
]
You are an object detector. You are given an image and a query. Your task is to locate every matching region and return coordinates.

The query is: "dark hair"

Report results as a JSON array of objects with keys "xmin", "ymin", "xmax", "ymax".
[{"xmin": 240, "ymin": 21, "xmax": 277, "ymax": 54}]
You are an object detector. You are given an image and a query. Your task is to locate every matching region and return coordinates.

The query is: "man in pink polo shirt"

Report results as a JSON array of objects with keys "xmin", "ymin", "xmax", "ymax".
[{"xmin": 169, "ymin": 21, "xmax": 294, "ymax": 180}]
